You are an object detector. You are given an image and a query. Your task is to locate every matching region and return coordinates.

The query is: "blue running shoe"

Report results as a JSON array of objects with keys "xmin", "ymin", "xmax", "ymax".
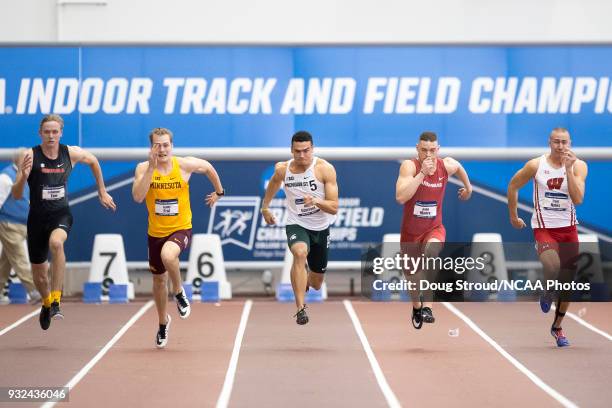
[
  {"xmin": 540, "ymin": 292, "xmax": 553, "ymax": 313},
  {"xmin": 551, "ymin": 327, "xmax": 570, "ymax": 347}
]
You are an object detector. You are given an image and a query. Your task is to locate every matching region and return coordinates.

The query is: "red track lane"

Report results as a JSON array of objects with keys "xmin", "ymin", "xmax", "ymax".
[
  {"xmin": 453, "ymin": 303, "xmax": 612, "ymax": 407},
  {"xmin": 0, "ymin": 302, "xmax": 143, "ymax": 408},
  {"xmin": 56, "ymin": 302, "xmax": 245, "ymax": 408},
  {"xmin": 0, "ymin": 304, "xmax": 37, "ymax": 329},
  {"xmin": 352, "ymin": 301, "xmax": 558, "ymax": 408},
  {"xmin": 230, "ymin": 302, "xmax": 388, "ymax": 408}
]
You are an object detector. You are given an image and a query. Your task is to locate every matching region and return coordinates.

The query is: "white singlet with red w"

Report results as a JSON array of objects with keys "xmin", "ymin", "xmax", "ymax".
[{"xmin": 531, "ymin": 154, "xmax": 577, "ymax": 229}]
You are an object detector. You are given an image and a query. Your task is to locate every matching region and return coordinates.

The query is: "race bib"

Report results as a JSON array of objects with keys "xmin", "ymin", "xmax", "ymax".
[
  {"xmin": 42, "ymin": 185, "xmax": 65, "ymax": 201},
  {"xmin": 542, "ymin": 192, "xmax": 570, "ymax": 211},
  {"xmin": 155, "ymin": 199, "xmax": 179, "ymax": 216},
  {"xmin": 413, "ymin": 200, "xmax": 437, "ymax": 218}
]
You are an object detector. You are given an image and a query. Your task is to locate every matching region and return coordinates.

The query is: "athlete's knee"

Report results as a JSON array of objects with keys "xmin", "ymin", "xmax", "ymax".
[
  {"xmin": 308, "ymin": 272, "xmax": 324, "ymax": 290},
  {"xmin": 291, "ymin": 246, "xmax": 308, "ymax": 261},
  {"xmin": 309, "ymin": 279, "xmax": 323, "ymax": 290},
  {"xmin": 48, "ymin": 238, "xmax": 64, "ymax": 254},
  {"xmin": 424, "ymin": 240, "xmax": 442, "ymax": 258},
  {"xmin": 160, "ymin": 249, "xmax": 178, "ymax": 267},
  {"xmin": 152, "ymin": 273, "xmax": 167, "ymax": 285},
  {"xmin": 540, "ymin": 251, "xmax": 561, "ymax": 272}
]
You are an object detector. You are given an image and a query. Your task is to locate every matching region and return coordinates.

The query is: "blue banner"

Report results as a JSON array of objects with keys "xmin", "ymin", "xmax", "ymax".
[{"xmin": 2, "ymin": 46, "xmax": 612, "ymax": 148}]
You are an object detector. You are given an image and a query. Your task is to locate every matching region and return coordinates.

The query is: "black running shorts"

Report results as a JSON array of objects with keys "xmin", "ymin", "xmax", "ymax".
[{"xmin": 27, "ymin": 209, "xmax": 73, "ymax": 264}]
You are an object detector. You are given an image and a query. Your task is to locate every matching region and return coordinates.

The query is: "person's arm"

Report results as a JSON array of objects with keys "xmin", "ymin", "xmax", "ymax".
[
  {"xmin": 132, "ymin": 144, "xmax": 159, "ymax": 203},
  {"xmin": 69, "ymin": 146, "xmax": 116, "ymax": 211},
  {"xmin": 563, "ymin": 151, "xmax": 587, "ymax": 205},
  {"xmin": 507, "ymin": 158, "xmax": 538, "ymax": 229},
  {"xmin": 261, "ymin": 162, "xmax": 286, "ymax": 225},
  {"xmin": 180, "ymin": 156, "xmax": 224, "ymax": 207},
  {"xmin": 395, "ymin": 160, "xmax": 424, "ymax": 204},
  {"xmin": 11, "ymin": 149, "xmax": 32, "ymax": 200},
  {"xmin": 304, "ymin": 161, "xmax": 338, "ymax": 215},
  {"xmin": 444, "ymin": 157, "xmax": 472, "ymax": 200},
  {"xmin": 132, "ymin": 162, "xmax": 154, "ymax": 203}
]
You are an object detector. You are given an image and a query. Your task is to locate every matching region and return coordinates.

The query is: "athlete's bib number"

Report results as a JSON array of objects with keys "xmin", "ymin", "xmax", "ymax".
[
  {"xmin": 413, "ymin": 201, "xmax": 437, "ymax": 219},
  {"xmin": 542, "ymin": 192, "xmax": 570, "ymax": 211},
  {"xmin": 42, "ymin": 185, "xmax": 65, "ymax": 201},
  {"xmin": 155, "ymin": 199, "xmax": 179, "ymax": 216}
]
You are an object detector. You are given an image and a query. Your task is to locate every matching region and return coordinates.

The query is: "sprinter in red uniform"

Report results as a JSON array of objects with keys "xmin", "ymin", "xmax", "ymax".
[
  {"xmin": 507, "ymin": 127, "xmax": 587, "ymax": 347},
  {"xmin": 396, "ymin": 131, "xmax": 472, "ymax": 329}
]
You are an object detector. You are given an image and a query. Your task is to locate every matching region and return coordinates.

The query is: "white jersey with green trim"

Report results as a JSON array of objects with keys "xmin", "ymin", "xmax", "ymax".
[{"xmin": 284, "ymin": 157, "xmax": 334, "ymax": 231}]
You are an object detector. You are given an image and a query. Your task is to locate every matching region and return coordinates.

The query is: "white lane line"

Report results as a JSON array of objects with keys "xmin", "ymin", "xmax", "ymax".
[
  {"xmin": 41, "ymin": 300, "xmax": 154, "ymax": 408},
  {"xmin": 343, "ymin": 300, "xmax": 401, "ymax": 408},
  {"xmin": 442, "ymin": 302, "xmax": 577, "ymax": 408},
  {"xmin": 551, "ymin": 304, "xmax": 612, "ymax": 342},
  {"xmin": 0, "ymin": 309, "xmax": 38, "ymax": 337},
  {"xmin": 216, "ymin": 299, "xmax": 253, "ymax": 408}
]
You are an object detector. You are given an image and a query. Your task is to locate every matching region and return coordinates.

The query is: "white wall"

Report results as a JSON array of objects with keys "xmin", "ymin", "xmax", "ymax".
[{"xmin": 1, "ymin": 0, "xmax": 612, "ymax": 43}]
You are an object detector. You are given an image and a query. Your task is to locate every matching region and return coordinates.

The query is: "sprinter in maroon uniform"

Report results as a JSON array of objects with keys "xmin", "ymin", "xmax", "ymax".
[{"xmin": 396, "ymin": 131, "xmax": 472, "ymax": 329}]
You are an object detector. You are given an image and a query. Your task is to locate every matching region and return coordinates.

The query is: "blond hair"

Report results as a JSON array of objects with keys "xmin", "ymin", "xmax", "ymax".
[
  {"xmin": 148, "ymin": 127, "xmax": 173, "ymax": 144},
  {"xmin": 39, "ymin": 114, "xmax": 64, "ymax": 130}
]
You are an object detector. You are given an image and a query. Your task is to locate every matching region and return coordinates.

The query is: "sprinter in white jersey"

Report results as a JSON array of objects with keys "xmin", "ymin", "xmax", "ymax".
[
  {"xmin": 261, "ymin": 131, "xmax": 338, "ymax": 325},
  {"xmin": 507, "ymin": 127, "xmax": 588, "ymax": 347}
]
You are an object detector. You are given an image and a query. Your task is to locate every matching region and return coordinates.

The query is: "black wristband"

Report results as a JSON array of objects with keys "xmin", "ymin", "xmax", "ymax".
[{"xmin": 216, "ymin": 189, "xmax": 225, "ymax": 196}]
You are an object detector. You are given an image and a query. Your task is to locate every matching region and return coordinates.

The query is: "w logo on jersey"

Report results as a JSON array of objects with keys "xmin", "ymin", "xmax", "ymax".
[
  {"xmin": 546, "ymin": 177, "xmax": 564, "ymax": 190},
  {"xmin": 208, "ymin": 196, "xmax": 260, "ymax": 250}
]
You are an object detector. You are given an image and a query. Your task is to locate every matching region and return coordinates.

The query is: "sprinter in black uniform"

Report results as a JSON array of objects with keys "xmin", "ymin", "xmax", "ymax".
[{"xmin": 11, "ymin": 114, "xmax": 116, "ymax": 330}]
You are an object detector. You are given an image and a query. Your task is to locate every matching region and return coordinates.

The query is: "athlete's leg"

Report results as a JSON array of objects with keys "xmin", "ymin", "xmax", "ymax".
[
  {"xmin": 152, "ymin": 272, "xmax": 169, "ymax": 325},
  {"xmin": 48, "ymin": 228, "xmax": 68, "ymax": 294},
  {"xmin": 539, "ymin": 249, "xmax": 561, "ymax": 282},
  {"xmin": 31, "ymin": 262, "xmax": 50, "ymax": 301},
  {"xmin": 160, "ymin": 241, "xmax": 182, "ymax": 296},
  {"xmin": 308, "ymin": 271, "xmax": 324, "ymax": 290},
  {"xmin": 290, "ymin": 242, "xmax": 309, "ymax": 310},
  {"xmin": 306, "ymin": 229, "xmax": 329, "ymax": 291},
  {"xmin": 538, "ymin": 248, "xmax": 560, "ymax": 312},
  {"xmin": 421, "ymin": 237, "xmax": 443, "ymax": 309}
]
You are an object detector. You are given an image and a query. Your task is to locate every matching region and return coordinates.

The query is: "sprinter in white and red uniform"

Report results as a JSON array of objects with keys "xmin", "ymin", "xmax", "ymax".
[
  {"xmin": 396, "ymin": 131, "xmax": 472, "ymax": 329},
  {"xmin": 508, "ymin": 127, "xmax": 588, "ymax": 347}
]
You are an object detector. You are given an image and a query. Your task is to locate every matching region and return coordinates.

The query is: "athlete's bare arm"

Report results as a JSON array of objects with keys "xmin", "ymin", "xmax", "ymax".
[
  {"xmin": 395, "ymin": 160, "xmax": 425, "ymax": 204},
  {"xmin": 11, "ymin": 148, "xmax": 33, "ymax": 200},
  {"xmin": 68, "ymin": 145, "xmax": 116, "ymax": 211},
  {"xmin": 132, "ymin": 144, "xmax": 158, "ymax": 203},
  {"xmin": 507, "ymin": 158, "xmax": 539, "ymax": 229},
  {"xmin": 305, "ymin": 160, "xmax": 338, "ymax": 215},
  {"xmin": 563, "ymin": 151, "xmax": 588, "ymax": 205},
  {"xmin": 444, "ymin": 157, "xmax": 472, "ymax": 201},
  {"xmin": 261, "ymin": 161, "xmax": 287, "ymax": 225},
  {"xmin": 179, "ymin": 156, "xmax": 224, "ymax": 208}
]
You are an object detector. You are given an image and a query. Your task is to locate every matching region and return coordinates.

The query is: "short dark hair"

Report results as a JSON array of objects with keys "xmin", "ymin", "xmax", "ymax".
[
  {"xmin": 291, "ymin": 131, "xmax": 313, "ymax": 146},
  {"xmin": 419, "ymin": 131, "xmax": 438, "ymax": 142}
]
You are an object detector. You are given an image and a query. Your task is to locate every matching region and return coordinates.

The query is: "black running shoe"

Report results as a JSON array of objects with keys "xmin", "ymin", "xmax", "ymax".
[
  {"xmin": 156, "ymin": 315, "xmax": 171, "ymax": 349},
  {"xmin": 421, "ymin": 307, "xmax": 435, "ymax": 323},
  {"xmin": 39, "ymin": 305, "xmax": 51, "ymax": 330},
  {"xmin": 50, "ymin": 301, "xmax": 63, "ymax": 320},
  {"xmin": 412, "ymin": 306, "xmax": 423, "ymax": 330},
  {"xmin": 175, "ymin": 288, "xmax": 191, "ymax": 319},
  {"xmin": 294, "ymin": 305, "xmax": 309, "ymax": 325}
]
